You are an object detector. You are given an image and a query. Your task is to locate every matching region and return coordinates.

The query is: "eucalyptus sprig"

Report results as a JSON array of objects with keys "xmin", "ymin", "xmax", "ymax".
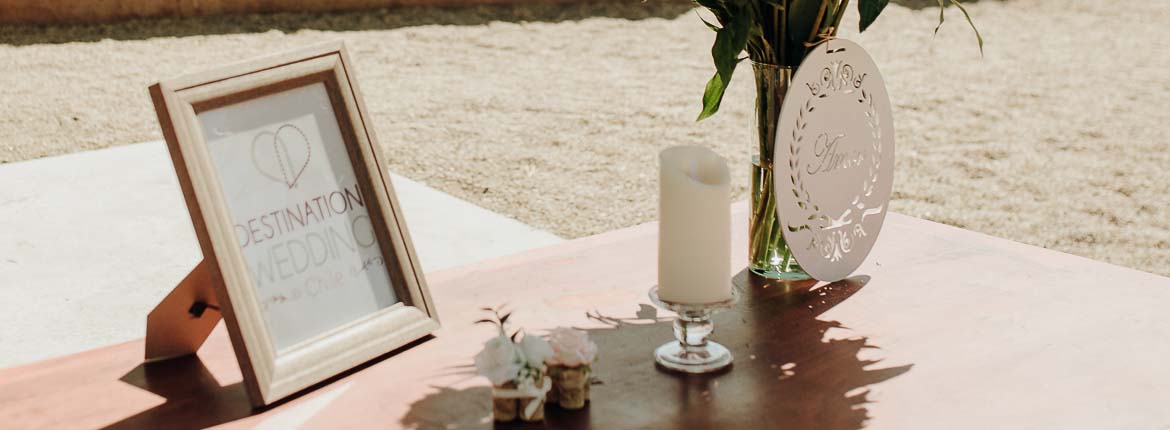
[
  {"xmin": 476, "ymin": 305, "xmax": 520, "ymax": 340},
  {"xmin": 695, "ymin": 0, "xmax": 982, "ymax": 121}
]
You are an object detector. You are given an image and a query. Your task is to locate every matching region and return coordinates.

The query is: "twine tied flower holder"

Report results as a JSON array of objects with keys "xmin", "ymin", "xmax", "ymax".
[
  {"xmin": 491, "ymin": 374, "xmax": 552, "ymax": 421},
  {"xmin": 544, "ymin": 328, "xmax": 598, "ymax": 410},
  {"xmin": 473, "ymin": 307, "xmax": 554, "ymax": 423}
]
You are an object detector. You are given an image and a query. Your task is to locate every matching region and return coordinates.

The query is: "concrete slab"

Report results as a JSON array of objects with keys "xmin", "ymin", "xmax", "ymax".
[{"xmin": 0, "ymin": 141, "xmax": 561, "ymax": 367}]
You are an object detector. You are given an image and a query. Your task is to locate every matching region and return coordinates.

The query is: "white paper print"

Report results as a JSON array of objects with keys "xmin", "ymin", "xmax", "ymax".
[{"xmin": 199, "ymin": 83, "xmax": 398, "ymax": 351}]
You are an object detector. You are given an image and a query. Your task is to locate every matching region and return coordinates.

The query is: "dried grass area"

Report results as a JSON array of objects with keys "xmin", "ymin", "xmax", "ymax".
[{"xmin": 2, "ymin": 0, "xmax": 1168, "ymax": 274}]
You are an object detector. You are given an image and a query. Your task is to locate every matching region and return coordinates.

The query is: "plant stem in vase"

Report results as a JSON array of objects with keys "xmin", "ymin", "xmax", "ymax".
[{"xmin": 749, "ymin": 62, "xmax": 807, "ymax": 279}]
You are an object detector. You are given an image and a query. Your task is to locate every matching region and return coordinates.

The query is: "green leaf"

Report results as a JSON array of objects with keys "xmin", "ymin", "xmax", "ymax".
[
  {"xmin": 697, "ymin": 71, "xmax": 728, "ymax": 121},
  {"xmin": 824, "ymin": 1, "xmax": 839, "ymax": 29},
  {"xmin": 933, "ymin": 0, "xmax": 984, "ymax": 56},
  {"xmin": 949, "ymin": 0, "xmax": 984, "ymax": 56},
  {"xmin": 858, "ymin": 0, "xmax": 889, "ymax": 32},
  {"xmin": 787, "ymin": 0, "xmax": 820, "ymax": 44},
  {"xmin": 692, "ymin": 0, "xmax": 718, "ymax": 10},
  {"xmin": 697, "ymin": 8, "xmax": 752, "ymax": 121},
  {"xmin": 693, "ymin": 0, "xmax": 730, "ymax": 24},
  {"xmin": 714, "ymin": 10, "xmax": 751, "ymax": 79},
  {"xmin": 933, "ymin": 0, "xmax": 946, "ymax": 35},
  {"xmin": 784, "ymin": 0, "xmax": 823, "ymax": 63},
  {"xmin": 697, "ymin": 12, "xmax": 721, "ymax": 32}
]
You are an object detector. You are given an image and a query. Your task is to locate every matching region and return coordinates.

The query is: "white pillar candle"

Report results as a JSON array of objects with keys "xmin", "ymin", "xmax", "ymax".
[{"xmin": 657, "ymin": 146, "xmax": 732, "ymax": 304}]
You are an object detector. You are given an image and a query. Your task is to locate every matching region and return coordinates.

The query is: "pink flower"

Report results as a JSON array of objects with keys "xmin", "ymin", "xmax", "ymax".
[{"xmin": 545, "ymin": 328, "xmax": 598, "ymax": 367}]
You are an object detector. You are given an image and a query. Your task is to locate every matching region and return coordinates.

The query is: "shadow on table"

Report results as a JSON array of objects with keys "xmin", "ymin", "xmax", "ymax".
[
  {"xmin": 400, "ymin": 385, "xmax": 494, "ymax": 430},
  {"xmin": 99, "ymin": 356, "xmax": 253, "ymax": 430},
  {"xmin": 402, "ymin": 270, "xmax": 911, "ymax": 429},
  {"xmin": 0, "ymin": 0, "xmax": 695, "ymax": 46},
  {"xmin": 101, "ymin": 334, "xmax": 435, "ymax": 430}
]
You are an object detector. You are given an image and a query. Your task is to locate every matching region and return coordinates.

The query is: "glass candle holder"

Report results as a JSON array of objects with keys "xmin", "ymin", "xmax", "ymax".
[{"xmin": 648, "ymin": 286, "xmax": 738, "ymax": 374}]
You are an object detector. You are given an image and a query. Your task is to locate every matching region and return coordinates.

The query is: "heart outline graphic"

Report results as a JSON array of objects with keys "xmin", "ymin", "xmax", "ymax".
[{"xmin": 251, "ymin": 124, "xmax": 312, "ymax": 189}]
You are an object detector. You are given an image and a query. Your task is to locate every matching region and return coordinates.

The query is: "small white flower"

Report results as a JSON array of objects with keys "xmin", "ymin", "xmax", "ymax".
[
  {"xmin": 545, "ymin": 328, "xmax": 598, "ymax": 367},
  {"xmin": 474, "ymin": 335, "xmax": 523, "ymax": 386},
  {"xmin": 519, "ymin": 334, "xmax": 553, "ymax": 368}
]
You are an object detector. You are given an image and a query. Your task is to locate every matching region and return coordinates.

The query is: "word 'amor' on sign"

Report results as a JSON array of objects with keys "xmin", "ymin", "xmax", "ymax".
[
  {"xmin": 773, "ymin": 38, "xmax": 895, "ymax": 283},
  {"xmin": 807, "ymin": 133, "xmax": 865, "ymax": 175},
  {"xmin": 149, "ymin": 41, "xmax": 439, "ymax": 408}
]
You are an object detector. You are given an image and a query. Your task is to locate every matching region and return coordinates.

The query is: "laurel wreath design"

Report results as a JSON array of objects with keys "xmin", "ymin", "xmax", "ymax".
[
  {"xmin": 859, "ymin": 89, "xmax": 881, "ymax": 198},
  {"xmin": 786, "ymin": 61, "xmax": 884, "ymax": 262},
  {"xmin": 787, "ymin": 98, "xmax": 825, "ymax": 234}
]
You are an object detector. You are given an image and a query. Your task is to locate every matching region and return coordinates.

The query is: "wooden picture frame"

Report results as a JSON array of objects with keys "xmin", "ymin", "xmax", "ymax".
[{"xmin": 149, "ymin": 41, "xmax": 439, "ymax": 407}]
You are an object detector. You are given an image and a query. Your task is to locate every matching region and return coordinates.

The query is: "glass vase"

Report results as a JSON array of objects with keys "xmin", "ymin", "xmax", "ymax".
[{"xmin": 749, "ymin": 62, "xmax": 810, "ymax": 280}]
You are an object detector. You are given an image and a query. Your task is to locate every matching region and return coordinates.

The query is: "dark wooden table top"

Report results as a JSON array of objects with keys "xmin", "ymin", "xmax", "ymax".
[{"xmin": 3, "ymin": 202, "xmax": 1169, "ymax": 429}]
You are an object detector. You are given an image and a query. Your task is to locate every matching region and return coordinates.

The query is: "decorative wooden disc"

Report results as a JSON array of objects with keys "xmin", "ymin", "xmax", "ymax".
[{"xmin": 773, "ymin": 38, "xmax": 895, "ymax": 282}]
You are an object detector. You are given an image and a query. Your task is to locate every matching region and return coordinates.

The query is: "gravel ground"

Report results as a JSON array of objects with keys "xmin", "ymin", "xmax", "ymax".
[{"xmin": 2, "ymin": 0, "xmax": 1168, "ymax": 275}]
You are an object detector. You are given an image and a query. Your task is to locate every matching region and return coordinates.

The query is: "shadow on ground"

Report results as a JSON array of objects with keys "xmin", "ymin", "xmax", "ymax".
[
  {"xmin": 402, "ymin": 270, "xmax": 912, "ymax": 429},
  {"xmin": 0, "ymin": 0, "xmax": 695, "ymax": 46}
]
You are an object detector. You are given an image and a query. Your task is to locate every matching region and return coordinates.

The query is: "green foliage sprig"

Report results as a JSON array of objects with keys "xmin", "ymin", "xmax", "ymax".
[
  {"xmin": 695, "ymin": 0, "xmax": 982, "ymax": 121},
  {"xmin": 476, "ymin": 305, "xmax": 520, "ymax": 340}
]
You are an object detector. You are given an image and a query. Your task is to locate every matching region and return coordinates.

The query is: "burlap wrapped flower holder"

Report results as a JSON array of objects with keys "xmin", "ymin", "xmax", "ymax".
[
  {"xmin": 491, "ymin": 376, "xmax": 551, "ymax": 422},
  {"xmin": 548, "ymin": 365, "xmax": 591, "ymax": 410}
]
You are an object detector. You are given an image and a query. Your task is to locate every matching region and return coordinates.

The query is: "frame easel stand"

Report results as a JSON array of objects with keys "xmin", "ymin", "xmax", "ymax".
[{"xmin": 144, "ymin": 260, "xmax": 221, "ymax": 362}]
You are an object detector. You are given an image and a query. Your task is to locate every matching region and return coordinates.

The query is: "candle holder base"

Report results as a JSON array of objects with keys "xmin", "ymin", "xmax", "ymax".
[
  {"xmin": 648, "ymin": 286, "xmax": 738, "ymax": 374},
  {"xmin": 654, "ymin": 340, "xmax": 733, "ymax": 374}
]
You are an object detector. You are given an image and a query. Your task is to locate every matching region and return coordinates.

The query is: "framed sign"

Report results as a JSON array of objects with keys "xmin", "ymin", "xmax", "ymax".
[
  {"xmin": 149, "ymin": 41, "xmax": 439, "ymax": 407},
  {"xmin": 773, "ymin": 38, "xmax": 895, "ymax": 282}
]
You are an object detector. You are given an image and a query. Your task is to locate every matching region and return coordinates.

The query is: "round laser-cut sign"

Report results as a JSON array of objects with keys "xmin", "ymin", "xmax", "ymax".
[{"xmin": 774, "ymin": 38, "xmax": 895, "ymax": 282}]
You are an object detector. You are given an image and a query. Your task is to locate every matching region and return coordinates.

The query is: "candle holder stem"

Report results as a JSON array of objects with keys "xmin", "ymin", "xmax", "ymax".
[
  {"xmin": 675, "ymin": 310, "xmax": 713, "ymax": 350},
  {"xmin": 649, "ymin": 287, "xmax": 737, "ymax": 374}
]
